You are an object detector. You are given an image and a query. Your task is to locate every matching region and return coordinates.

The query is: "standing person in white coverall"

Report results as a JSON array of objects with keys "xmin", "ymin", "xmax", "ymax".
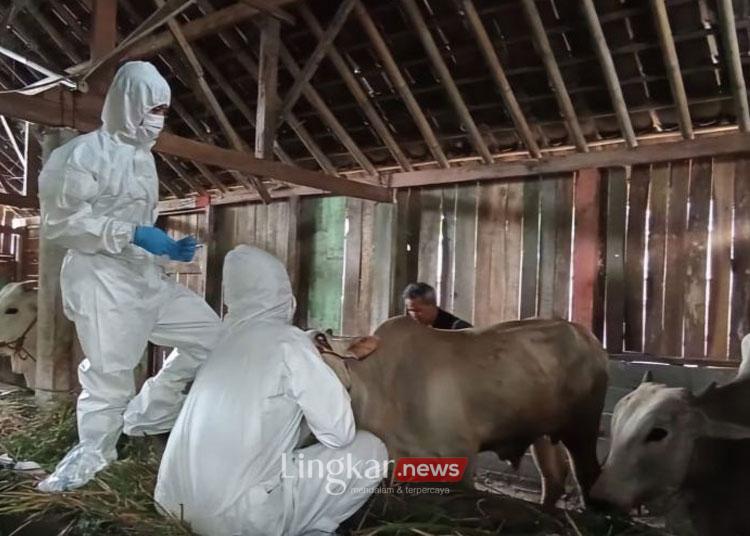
[
  {"xmin": 155, "ymin": 245, "xmax": 388, "ymax": 536},
  {"xmin": 37, "ymin": 61, "xmax": 221, "ymax": 492}
]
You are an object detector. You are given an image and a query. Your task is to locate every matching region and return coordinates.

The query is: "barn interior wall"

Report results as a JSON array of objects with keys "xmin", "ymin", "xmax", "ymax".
[{"xmin": 159, "ymin": 155, "xmax": 750, "ymax": 363}]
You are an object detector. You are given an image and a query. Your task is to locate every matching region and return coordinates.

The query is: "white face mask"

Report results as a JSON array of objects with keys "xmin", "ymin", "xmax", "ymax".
[{"xmin": 135, "ymin": 112, "xmax": 165, "ymax": 144}]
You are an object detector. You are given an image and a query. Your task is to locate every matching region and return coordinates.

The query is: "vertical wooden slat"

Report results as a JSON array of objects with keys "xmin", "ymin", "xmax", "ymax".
[
  {"xmin": 605, "ymin": 167, "xmax": 628, "ymax": 351},
  {"xmin": 708, "ymin": 158, "xmax": 735, "ymax": 359},
  {"xmin": 553, "ymin": 176, "xmax": 574, "ymax": 319},
  {"xmin": 255, "ymin": 16, "xmax": 280, "ymax": 159},
  {"xmin": 371, "ymin": 202, "xmax": 395, "ymax": 330},
  {"xmin": 520, "ymin": 179, "xmax": 541, "ymax": 318},
  {"xmin": 452, "ymin": 183, "xmax": 478, "ymax": 323},
  {"xmin": 391, "ymin": 189, "xmax": 421, "ymax": 315},
  {"xmin": 661, "ymin": 161, "xmax": 690, "ymax": 356},
  {"xmin": 504, "ymin": 182, "xmax": 524, "ymax": 321},
  {"xmin": 294, "ymin": 199, "xmax": 315, "ymax": 327},
  {"xmin": 306, "ymin": 198, "xmax": 346, "ymax": 332},
  {"xmin": 342, "ymin": 198, "xmax": 364, "ymax": 336},
  {"xmin": 286, "ymin": 197, "xmax": 300, "ymax": 295},
  {"xmin": 357, "ymin": 201, "xmax": 376, "ymax": 335},
  {"xmin": 440, "ymin": 186, "xmax": 457, "ymax": 311},
  {"xmin": 624, "ymin": 166, "xmax": 650, "ymax": 351},
  {"xmin": 644, "ymin": 163, "xmax": 670, "ymax": 354},
  {"xmin": 572, "ymin": 169, "xmax": 602, "ymax": 330},
  {"xmin": 417, "ymin": 188, "xmax": 442, "ymax": 290},
  {"xmin": 475, "ymin": 182, "xmax": 507, "ymax": 326},
  {"xmin": 731, "ymin": 158, "xmax": 750, "ymax": 358},
  {"xmin": 683, "ymin": 159, "xmax": 712, "ymax": 357},
  {"xmin": 538, "ymin": 178, "xmax": 558, "ymax": 318}
]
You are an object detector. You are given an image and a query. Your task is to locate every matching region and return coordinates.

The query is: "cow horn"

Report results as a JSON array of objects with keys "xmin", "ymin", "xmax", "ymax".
[
  {"xmin": 641, "ymin": 370, "xmax": 654, "ymax": 384},
  {"xmin": 18, "ymin": 280, "xmax": 36, "ymax": 291}
]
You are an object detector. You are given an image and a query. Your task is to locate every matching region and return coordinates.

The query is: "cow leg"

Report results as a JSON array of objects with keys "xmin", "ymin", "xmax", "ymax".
[
  {"xmin": 531, "ymin": 436, "xmax": 569, "ymax": 509},
  {"xmin": 560, "ymin": 415, "xmax": 601, "ymax": 505}
]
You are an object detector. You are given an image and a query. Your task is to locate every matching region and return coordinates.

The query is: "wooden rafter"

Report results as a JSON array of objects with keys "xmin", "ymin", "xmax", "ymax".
[
  {"xmin": 194, "ymin": 0, "xmax": 336, "ymax": 175},
  {"xmin": 256, "ymin": 16, "xmax": 280, "ymax": 160},
  {"xmin": 391, "ymin": 131, "xmax": 750, "ymax": 187},
  {"xmin": 353, "ymin": 0, "xmax": 449, "ymax": 168},
  {"xmin": 240, "ymin": 0, "xmax": 295, "ymax": 25},
  {"xmin": 461, "ymin": 0, "xmax": 541, "ymax": 159},
  {"xmin": 298, "ymin": 4, "xmax": 411, "ymax": 171},
  {"xmin": 194, "ymin": 47, "xmax": 293, "ymax": 164},
  {"xmin": 88, "ymin": 0, "xmax": 118, "ymax": 94},
  {"xmin": 0, "ymin": 91, "xmax": 392, "ymax": 202},
  {"xmin": 161, "ymin": 153, "xmax": 209, "ymax": 196},
  {"xmin": 0, "ymin": 116, "xmax": 25, "ymax": 167},
  {"xmin": 650, "ymin": 0, "xmax": 692, "ymax": 140},
  {"xmin": 581, "ymin": 0, "xmax": 637, "ymax": 148},
  {"xmin": 157, "ymin": 0, "xmax": 272, "ymax": 202},
  {"xmin": 401, "ymin": 0, "xmax": 493, "ymax": 163},
  {"xmin": 279, "ymin": 0, "xmax": 355, "ymax": 122},
  {"xmin": 521, "ymin": 0, "xmax": 588, "ymax": 152},
  {"xmin": 124, "ymin": 0, "xmax": 298, "ymax": 61},
  {"xmin": 717, "ymin": 0, "xmax": 750, "ymax": 132},
  {"xmin": 27, "ymin": 1, "xmax": 82, "ymax": 64},
  {"xmin": 278, "ymin": 41, "xmax": 377, "ymax": 176}
]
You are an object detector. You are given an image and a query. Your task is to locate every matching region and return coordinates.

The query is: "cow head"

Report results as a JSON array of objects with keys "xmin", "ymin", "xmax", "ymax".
[
  {"xmin": 306, "ymin": 330, "xmax": 379, "ymax": 390},
  {"xmin": 592, "ymin": 375, "xmax": 750, "ymax": 511},
  {"xmin": 0, "ymin": 281, "xmax": 37, "ymax": 346}
]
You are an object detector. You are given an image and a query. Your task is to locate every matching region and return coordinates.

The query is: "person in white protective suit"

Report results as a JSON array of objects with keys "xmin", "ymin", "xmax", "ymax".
[
  {"xmin": 155, "ymin": 245, "xmax": 388, "ymax": 536},
  {"xmin": 36, "ymin": 61, "xmax": 222, "ymax": 492}
]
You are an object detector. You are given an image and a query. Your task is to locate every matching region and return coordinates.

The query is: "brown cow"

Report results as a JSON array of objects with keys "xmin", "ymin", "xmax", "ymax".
[{"xmin": 309, "ymin": 315, "xmax": 609, "ymax": 507}]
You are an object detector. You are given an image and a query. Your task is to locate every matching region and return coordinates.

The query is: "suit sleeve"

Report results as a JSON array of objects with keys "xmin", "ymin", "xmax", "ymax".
[
  {"xmin": 39, "ymin": 147, "xmax": 136, "ymax": 254},
  {"xmin": 285, "ymin": 338, "xmax": 356, "ymax": 449}
]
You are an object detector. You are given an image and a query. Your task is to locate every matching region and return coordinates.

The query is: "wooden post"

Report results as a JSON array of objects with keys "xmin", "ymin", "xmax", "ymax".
[
  {"xmin": 717, "ymin": 0, "xmax": 750, "ymax": 131},
  {"xmin": 572, "ymin": 169, "xmax": 602, "ymax": 330},
  {"xmin": 256, "ymin": 16, "xmax": 280, "ymax": 160},
  {"xmin": 88, "ymin": 0, "xmax": 118, "ymax": 95},
  {"xmin": 35, "ymin": 127, "xmax": 79, "ymax": 405}
]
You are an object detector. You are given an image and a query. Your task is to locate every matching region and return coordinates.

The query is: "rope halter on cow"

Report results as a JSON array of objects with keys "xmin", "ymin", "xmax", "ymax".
[
  {"xmin": 0, "ymin": 316, "xmax": 37, "ymax": 362},
  {"xmin": 312, "ymin": 333, "xmax": 362, "ymax": 362}
]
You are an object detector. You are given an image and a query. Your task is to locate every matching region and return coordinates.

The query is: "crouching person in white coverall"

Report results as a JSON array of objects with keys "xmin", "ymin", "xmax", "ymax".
[
  {"xmin": 37, "ymin": 61, "xmax": 222, "ymax": 492},
  {"xmin": 155, "ymin": 245, "xmax": 388, "ymax": 536}
]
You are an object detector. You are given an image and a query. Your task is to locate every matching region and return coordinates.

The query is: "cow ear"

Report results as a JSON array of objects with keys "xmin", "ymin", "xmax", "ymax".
[{"xmin": 346, "ymin": 336, "xmax": 379, "ymax": 360}]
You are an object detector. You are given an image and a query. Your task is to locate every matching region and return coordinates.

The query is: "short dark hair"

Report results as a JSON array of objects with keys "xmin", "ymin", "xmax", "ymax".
[{"xmin": 402, "ymin": 282, "xmax": 437, "ymax": 304}]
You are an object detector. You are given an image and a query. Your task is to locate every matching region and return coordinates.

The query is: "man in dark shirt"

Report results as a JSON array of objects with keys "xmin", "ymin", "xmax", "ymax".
[{"xmin": 402, "ymin": 282, "xmax": 472, "ymax": 330}]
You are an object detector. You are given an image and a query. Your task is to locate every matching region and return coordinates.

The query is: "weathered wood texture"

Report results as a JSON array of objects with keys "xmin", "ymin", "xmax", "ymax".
[{"xmin": 159, "ymin": 155, "xmax": 750, "ymax": 363}]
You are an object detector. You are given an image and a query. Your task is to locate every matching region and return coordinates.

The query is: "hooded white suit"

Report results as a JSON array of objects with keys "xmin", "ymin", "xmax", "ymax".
[
  {"xmin": 155, "ymin": 245, "xmax": 387, "ymax": 536},
  {"xmin": 37, "ymin": 62, "xmax": 221, "ymax": 492}
]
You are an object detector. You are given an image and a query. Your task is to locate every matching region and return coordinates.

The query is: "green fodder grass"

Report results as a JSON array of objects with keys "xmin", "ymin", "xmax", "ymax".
[{"xmin": 0, "ymin": 391, "xmax": 193, "ymax": 536}]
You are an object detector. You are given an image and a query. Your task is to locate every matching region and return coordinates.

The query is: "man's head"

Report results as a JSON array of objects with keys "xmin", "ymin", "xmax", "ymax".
[
  {"xmin": 101, "ymin": 61, "xmax": 171, "ymax": 146},
  {"xmin": 402, "ymin": 282, "xmax": 439, "ymax": 326}
]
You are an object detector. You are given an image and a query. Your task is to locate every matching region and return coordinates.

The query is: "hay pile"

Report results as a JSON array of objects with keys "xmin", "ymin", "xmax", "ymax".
[
  {"xmin": 0, "ymin": 390, "xmax": 668, "ymax": 536},
  {"xmin": 0, "ymin": 390, "xmax": 191, "ymax": 536}
]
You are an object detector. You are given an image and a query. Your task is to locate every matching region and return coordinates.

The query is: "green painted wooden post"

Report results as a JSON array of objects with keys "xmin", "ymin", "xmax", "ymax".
[{"xmin": 305, "ymin": 197, "xmax": 346, "ymax": 332}]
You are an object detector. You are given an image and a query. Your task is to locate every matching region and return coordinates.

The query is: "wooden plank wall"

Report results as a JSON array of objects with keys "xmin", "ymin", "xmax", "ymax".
[{"xmin": 171, "ymin": 155, "xmax": 750, "ymax": 361}]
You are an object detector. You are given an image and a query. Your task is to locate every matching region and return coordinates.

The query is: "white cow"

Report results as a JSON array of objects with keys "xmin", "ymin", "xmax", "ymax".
[{"xmin": 0, "ymin": 281, "xmax": 37, "ymax": 388}]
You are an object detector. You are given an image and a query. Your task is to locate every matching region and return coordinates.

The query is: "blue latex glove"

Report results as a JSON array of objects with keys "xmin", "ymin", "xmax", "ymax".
[
  {"xmin": 171, "ymin": 236, "xmax": 197, "ymax": 262},
  {"xmin": 133, "ymin": 226, "xmax": 176, "ymax": 256}
]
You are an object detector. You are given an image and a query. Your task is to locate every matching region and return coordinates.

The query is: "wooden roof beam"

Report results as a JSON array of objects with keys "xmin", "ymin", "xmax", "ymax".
[
  {"xmin": 353, "ymin": 0, "xmax": 448, "ymax": 168},
  {"xmin": 298, "ymin": 4, "xmax": 411, "ymax": 171},
  {"xmin": 194, "ymin": 47, "xmax": 293, "ymax": 165},
  {"xmin": 123, "ymin": 0, "xmax": 298, "ymax": 60},
  {"xmin": 717, "ymin": 0, "xmax": 750, "ymax": 131},
  {"xmin": 194, "ymin": 0, "xmax": 336, "ymax": 176},
  {"xmin": 650, "ymin": 0, "xmax": 693, "ymax": 140},
  {"xmin": 391, "ymin": 131, "xmax": 750, "ymax": 187},
  {"xmin": 521, "ymin": 0, "xmax": 588, "ymax": 152},
  {"xmin": 278, "ymin": 41, "xmax": 378, "ymax": 176},
  {"xmin": 256, "ymin": 16, "xmax": 280, "ymax": 160},
  {"xmin": 160, "ymin": 153, "xmax": 209, "ymax": 196},
  {"xmin": 461, "ymin": 0, "xmax": 540, "ymax": 159},
  {"xmin": 88, "ymin": 0, "xmax": 118, "ymax": 95},
  {"xmin": 240, "ymin": 0, "xmax": 295, "ymax": 25},
  {"xmin": 581, "ymin": 0, "xmax": 637, "ymax": 148},
  {"xmin": 158, "ymin": 0, "xmax": 272, "ymax": 203},
  {"xmin": 279, "ymin": 0, "xmax": 355, "ymax": 121},
  {"xmin": 400, "ymin": 0, "xmax": 492, "ymax": 164},
  {"xmin": 0, "ymin": 91, "xmax": 391, "ymax": 202}
]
